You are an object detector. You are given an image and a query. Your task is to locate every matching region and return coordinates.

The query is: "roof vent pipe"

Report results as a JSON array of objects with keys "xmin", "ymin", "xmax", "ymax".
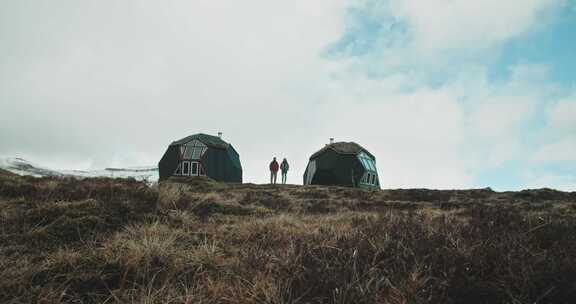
[
  {"xmin": 218, "ymin": 132, "xmax": 223, "ymax": 138},
  {"xmin": 330, "ymin": 138, "xmax": 334, "ymax": 144}
]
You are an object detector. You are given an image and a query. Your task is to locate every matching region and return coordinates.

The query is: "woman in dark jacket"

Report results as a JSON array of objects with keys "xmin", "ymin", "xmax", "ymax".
[{"xmin": 280, "ymin": 158, "xmax": 289, "ymax": 184}]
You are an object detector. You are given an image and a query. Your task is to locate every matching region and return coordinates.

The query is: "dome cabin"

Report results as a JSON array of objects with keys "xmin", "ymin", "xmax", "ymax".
[
  {"xmin": 158, "ymin": 133, "xmax": 242, "ymax": 182},
  {"xmin": 303, "ymin": 139, "xmax": 380, "ymax": 189}
]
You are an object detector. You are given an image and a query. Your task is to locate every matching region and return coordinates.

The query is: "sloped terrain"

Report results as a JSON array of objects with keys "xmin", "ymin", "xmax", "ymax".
[
  {"xmin": 0, "ymin": 157, "xmax": 158, "ymax": 182},
  {"xmin": 1, "ymin": 174, "xmax": 576, "ymax": 303},
  {"xmin": 0, "ymin": 168, "xmax": 16, "ymax": 177}
]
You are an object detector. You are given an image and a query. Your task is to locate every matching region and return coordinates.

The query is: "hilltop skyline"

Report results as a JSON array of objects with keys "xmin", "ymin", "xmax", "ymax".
[{"xmin": 1, "ymin": 0, "xmax": 575, "ymax": 190}]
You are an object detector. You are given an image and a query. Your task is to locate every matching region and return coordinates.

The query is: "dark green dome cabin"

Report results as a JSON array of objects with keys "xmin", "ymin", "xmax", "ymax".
[
  {"xmin": 158, "ymin": 133, "xmax": 242, "ymax": 182},
  {"xmin": 303, "ymin": 141, "xmax": 380, "ymax": 189}
]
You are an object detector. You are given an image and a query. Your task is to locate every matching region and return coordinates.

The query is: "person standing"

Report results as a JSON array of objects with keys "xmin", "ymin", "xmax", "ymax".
[
  {"xmin": 280, "ymin": 158, "xmax": 289, "ymax": 184},
  {"xmin": 269, "ymin": 157, "xmax": 279, "ymax": 184}
]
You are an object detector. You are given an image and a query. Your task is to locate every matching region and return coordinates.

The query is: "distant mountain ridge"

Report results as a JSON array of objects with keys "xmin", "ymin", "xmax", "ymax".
[{"xmin": 0, "ymin": 157, "xmax": 158, "ymax": 182}]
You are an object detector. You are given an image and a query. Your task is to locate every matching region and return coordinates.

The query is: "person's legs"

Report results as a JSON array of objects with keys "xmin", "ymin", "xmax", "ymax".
[
  {"xmin": 282, "ymin": 172, "xmax": 287, "ymax": 184},
  {"xmin": 273, "ymin": 172, "xmax": 277, "ymax": 184},
  {"xmin": 270, "ymin": 171, "xmax": 273, "ymax": 184}
]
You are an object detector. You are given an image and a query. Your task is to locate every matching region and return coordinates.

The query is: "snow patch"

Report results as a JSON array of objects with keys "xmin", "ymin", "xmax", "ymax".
[{"xmin": 0, "ymin": 157, "xmax": 158, "ymax": 182}]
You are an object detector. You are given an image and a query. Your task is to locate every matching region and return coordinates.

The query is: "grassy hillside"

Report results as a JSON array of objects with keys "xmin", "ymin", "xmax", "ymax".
[
  {"xmin": 1, "ymin": 174, "xmax": 576, "ymax": 303},
  {"xmin": 0, "ymin": 168, "xmax": 17, "ymax": 177}
]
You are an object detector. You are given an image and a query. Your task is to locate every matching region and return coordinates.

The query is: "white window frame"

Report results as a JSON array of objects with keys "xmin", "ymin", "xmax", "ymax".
[
  {"xmin": 182, "ymin": 161, "xmax": 191, "ymax": 176},
  {"xmin": 191, "ymin": 161, "xmax": 199, "ymax": 176}
]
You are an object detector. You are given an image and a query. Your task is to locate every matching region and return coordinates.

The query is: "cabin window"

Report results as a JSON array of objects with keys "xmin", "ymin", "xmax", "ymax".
[
  {"xmin": 174, "ymin": 161, "xmax": 202, "ymax": 177},
  {"xmin": 369, "ymin": 160, "xmax": 377, "ymax": 171},
  {"xmin": 360, "ymin": 158, "xmax": 368, "ymax": 170},
  {"xmin": 361, "ymin": 172, "xmax": 378, "ymax": 185},
  {"xmin": 358, "ymin": 152, "xmax": 377, "ymax": 172},
  {"xmin": 183, "ymin": 140, "xmax": 208, "ymax": 160},
  {"xmin": 191, "ymin": 147, "xmax": 204, "ymax": 159},
  {"xmin": 182, "ymin": 161, "xmax": 191, "ymax": 176},
  {"xmin": 191, "ymin": 162, "xmax": 199, "ymax": 176},
  {"xmin": 358, "ymin": 152, "xmax": 379, "ymax": 186}
]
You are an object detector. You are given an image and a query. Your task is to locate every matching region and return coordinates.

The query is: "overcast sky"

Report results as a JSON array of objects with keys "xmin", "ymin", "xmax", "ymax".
[{"xmin": 1, "ymin": 0, "xmax": 575, "ymax": 190}]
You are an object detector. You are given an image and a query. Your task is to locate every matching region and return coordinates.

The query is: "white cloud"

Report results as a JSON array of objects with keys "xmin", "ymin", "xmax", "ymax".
[
  {"xmin": 450, "ymin": 64, "xmax": 560, "ymax": 170},
  {"xmin": 336, "ymin": 0, "xmax": 565, "ymax": 73},
  {"xmin": 311, "ymin": 75, "xmax": 472, "ymax": 189},
  {"xmin": 532, "ymin": 138, "xmax": 576, "ymax": 163},
  {"xmin": 467, "ymin": 96, "xmax": 536, "ymax": 142},
  {"xmin": 0, "ymin": 0, "xmax": 348, "ymax": 182},
  {"xmin": 0, "ymin": 0, "xmax": 573, "ymax": 190},
  {"xmin": 312, "ymin": 61, "xmax": 570, "ymax": 189},
  {"xmin": 531, "ymin": 98, "xmax": 576, "ymax": 164},
  {"xmin": 390, "ymin": 0, "xmax": 562, "ymax": 54},
  {"xmin": 547, "ymin": 97, "xmax": 576, "ymax": 132}
]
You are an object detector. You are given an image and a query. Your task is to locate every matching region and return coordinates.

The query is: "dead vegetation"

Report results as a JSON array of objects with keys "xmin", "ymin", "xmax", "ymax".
[{"xmin": 1, "ymin": 174, "xmax": 576, "ymax": 303}]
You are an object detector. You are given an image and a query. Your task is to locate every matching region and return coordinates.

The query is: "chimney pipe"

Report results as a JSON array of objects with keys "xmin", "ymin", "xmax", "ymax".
[
  {"xmin": 330, "ymin": 138, "xmax": 334, "ymax": 144},
  {"xmin": 218, "ymin": 132, "xmax": 222, "ymax": 138}
]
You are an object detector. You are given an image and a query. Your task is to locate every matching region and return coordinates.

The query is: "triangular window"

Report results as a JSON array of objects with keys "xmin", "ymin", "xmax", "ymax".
[{"xmin": 182, "ymin": 140, "xmax": 208, "ymax": 160}]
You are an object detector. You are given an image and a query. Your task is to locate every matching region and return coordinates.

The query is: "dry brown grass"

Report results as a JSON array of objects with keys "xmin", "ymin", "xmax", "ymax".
[{"xmin": 1, "ymin": 174, "xmax": 576, "ymax": 303}]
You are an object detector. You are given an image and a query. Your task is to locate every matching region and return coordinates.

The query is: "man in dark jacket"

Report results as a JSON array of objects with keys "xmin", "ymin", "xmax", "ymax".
[
  {"xmin": 269, "ymin": 157, "xmax": 279, "ymax": 184},
  {"xmin": 280, "ymin": 158, "xmax": 289, "ymax": 184}
]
